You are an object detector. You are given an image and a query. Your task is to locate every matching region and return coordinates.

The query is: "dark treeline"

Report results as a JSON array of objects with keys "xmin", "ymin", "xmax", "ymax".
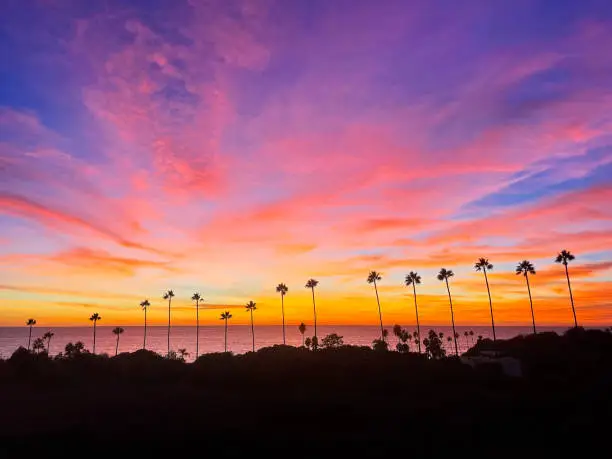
[{"xmin": 0, "ymin": 327, "xmax": 611, "ymax": 456}]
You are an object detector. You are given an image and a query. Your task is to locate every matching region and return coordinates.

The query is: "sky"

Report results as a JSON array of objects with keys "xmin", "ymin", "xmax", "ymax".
[{"xmin": 1, "ymin": 0, "xmax": 611, "ymax": 328}]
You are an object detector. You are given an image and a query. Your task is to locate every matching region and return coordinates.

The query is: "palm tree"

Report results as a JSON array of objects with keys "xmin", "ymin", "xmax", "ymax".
[
  {"xmin": 305, "ymin": 279, "xmax": 319, "ymax": 339},
  {"xmin": 140, "ymin": 299, "xmax": 150, "ymax": 349},
  {"xmin": 404, "ymin": 271, "xmax": 422, "ymax": 353},
  {"xmin": 192, "ymin": 293, "xmax": 203, "ymax": 358},
  {"xmin": 245, "ymin": 301, "xmax": 257, "ymax": 352},
  {"xmin": 469, "ymin": 330, "xmax": 474, "ymax": 345},
  {"xmin": 163, "ymin": 290, "xmax": 175, "ymax": 355},
  {"xmin": 367, "ymin": 271, "xmax": 385, "ymax": 341},
  {"xmin": 276, "ymin": 283, "xmax": 289, "ymax": 345},
  {"xmin": 112, "ymin": 327, "xmax": 124, "ymax": 356},
  {"xmin": 220, "ymin": 311, "xmax": 232, "ymax": 352},
  {"xmin": 516, "ymin": 260, "xmax": 537, "ymax": 334},
  {"xmin": 42, "ymin": 331, "xmax": 54, "ymax": 354},
  {"xmin": 555, "ymin": 250, "xmax": 577, "ymax": 327},
  {"xmin": 437, "ymin": 268, "xmax": 458, "ymax": 356},
  {"xmin": 474, "ymin": 257, "xmax": 496, "ymax": 341},
  {"xmin": 89, "ymin": 313, "xmax": 101, "ymax": 354},
  {"xmin": 298, "ymin": 322, "xmax": 307, "ymax": 346},
  {"xmin": 463, "ymin": 331, "xmax": 469, "ymax": 348},
  {"xmin": 26, "ymin": 318, "xmax": 36, "ymax": 350}
]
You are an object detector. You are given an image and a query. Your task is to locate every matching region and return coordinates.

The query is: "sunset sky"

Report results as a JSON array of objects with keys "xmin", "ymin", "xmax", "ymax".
[{"xmin": 1, "ymin": 0, "xmax": 611, "ymax": 327}]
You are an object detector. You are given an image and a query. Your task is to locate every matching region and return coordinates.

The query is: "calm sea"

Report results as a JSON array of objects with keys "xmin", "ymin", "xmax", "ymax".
[{"xmin": 0, "ymin": 325, "xmax": 580, "ymax": 361}]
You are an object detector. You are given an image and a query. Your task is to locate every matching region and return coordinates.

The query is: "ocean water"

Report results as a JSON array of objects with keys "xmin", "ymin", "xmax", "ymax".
[{"xmin": 0, "ymin": 325, "xmax": 578, "ymax": 361}]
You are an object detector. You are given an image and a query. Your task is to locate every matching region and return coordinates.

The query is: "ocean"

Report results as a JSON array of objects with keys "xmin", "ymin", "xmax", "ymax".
[{"xmin": 0, "ymin": 325, "xmax": 579, "ymax": 361}]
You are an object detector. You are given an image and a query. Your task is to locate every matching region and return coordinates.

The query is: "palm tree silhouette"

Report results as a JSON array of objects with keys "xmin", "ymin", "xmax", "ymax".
[
  {"xmin": 305, "ymin": 279, "xmax": 319, "ymax": 339},
  {"xmin": 298, "ymin": 322, "xmax": 307, "ymax": 346},
  {"xmin": 276, "ymin": 283, "xmax": 289, "ymax": 345},
  {"xmin": 112, "ymin": 327, "xmax": 124, "ymax": 356},
  {"xmin": 26, "ymin": 318, "xmax": 36, "ymax": 350},
  {"xmin": 437, "ymin": 268, "xmax": 459, "ymax": 356},
  {"xmin": 474, "ymin": 257, "xmax": 496, "ymax": 341},
  {"xmin": 367, "ymin": 271, "xmax": 385, "ymax": 341},
  {"xmin": 404, "ymin": 271, "xmax": 422, "ymax": 353},
  {"xmin": 220, "ymin": 311, "xmax": 232, "ymax": 352},
  {"xmin": 463, "ymin": 331, "xmax": 469, "ymax": 349},
  {"xmin": 555, "ymin": 250, "xmax": 577, "ymax": 327},
  {"xmin": 42, "ymin": 331, "xmax": 54, "ymax": 354},
  {"xmin": 89, "ymin": 313, "xmax": 101, "ymax": 354},
  {"xmin": 516, "ymin": 260, "xmax": 537, "ymax": 334},
  {"xmin": 163, "ymin": 290, "xmax": 175, "ymax": 355},
  {"xmin": 245, "ymin": 301, "xmax": 257, "ymax": 352},
  {"xmin": 140, "ymin": 299, "xmax": 150, "ymax": 349},
  {"xmin": 192, "ymin": 293, "xmax": 203, "ymax": 358}
]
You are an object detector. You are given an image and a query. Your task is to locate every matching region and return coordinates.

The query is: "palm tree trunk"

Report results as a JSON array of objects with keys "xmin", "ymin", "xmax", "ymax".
[
  {"xmin": 565, "ymin": 264, "xmax": 577, "ymax": 327},
  {"xmin": 311, "ymin": 287, "xmax": 318, "ymax": 339},
  {"xmin": 28, "ymin": 326, "xmax": 32, "ymax": 350},
  {"xmin": 250, "ymin": 309, "xmax": 255, "ymax": 352},
  {"xmin": 412, "ymin": 283, "xmax": 421, "ymax": 354},
  {"xmin": 445, "ymin": 279, "xmax": 459, "ymax": 356},
  {"xmin": 143, "ymin": 308, "xmax": 147, "ymax": 350},
  {"xmin": 526, "ymin": 274, "xmax": 536, "ymax": 334},
  {"xmin": 196, "ymin": 300, "xmax": 199, "ymax": 359},
  {"xmin": 167, "ymin": 298, "xmax": 172, "ymax": 355},
  {"xmin": 93, "ymin": 322, "xmax": 97, "ymax": 354},
  {"xmin": 373, "ymin": 280, "xmax": 384, "ymax": 341},
  {"xmin": 224, "ymin": 319, "xmax": 228, "ymax": 352},
  {"xmin": 483, "ymin": 268, "xmax": 496, "ymax": 341},
  {"xmin": 301, "ymin": 333, "xmax": 305, "ymax": 347},
  {"xmin": 46, "ymin": 338, "xmax": 51, "ymax": 354},
  {"xmin": 115, "ymin": 335, "xmax": 119, "ymax": 356},
  {"xmin": 281, "ymin": 294, "xmax": 286, "ymax": 345}
]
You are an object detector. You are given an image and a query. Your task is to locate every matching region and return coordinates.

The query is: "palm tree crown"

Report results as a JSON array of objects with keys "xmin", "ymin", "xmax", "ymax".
[
  {"xmin": 246, "ymin": 301, "xmax": 257, "ymax": 312},
  {"xmin": 140, "ymin": 299, "xmax": 150, "ymax": 309},
  {"xmin": 163, "ymin": 290, "xmax": 175, "ymax": 300},
  {"xmin": 89, "ymin": 313, "xmax": 101, "ymax": 322},
  {"xmin": 367, "ymin": 271, "xmax": 382, "ymax": 284},
  {"xmin": 112, "ymin": 327, "xmax": 124, "ymax": 336},
  {"xmin": 305, "ymin": 279, "xmax": 319, "ymax": 289},
  {"xmin": 276, "ymin": 283, "xmax": 288, "ymax": 295},
  {"xmin": 516, "ymin": 260, "xmax": 536, "ymax": 276},
  {"xmin": 474, "ymin": 258, "xmax": 493, "ymax": 271},
  {"xmin": 437, "ymin": 268, "xmax": 454, "ymax": 281},
  {"xmin": 404, "ymin": 271, "xmax": 421, "ymax": 286},
  {"xmin": 27, "ymin": 318, "xmax": 36, "ymax": 326},
  {"xmin": 220, "ymin": 311, "xmax": 232, "ymax": 320},
  {"xmin": 555, "ymin": 249, "xmax": 575, "ymax": 265},
  {"xmin": 192, "ymin": 293, "xmax": 201, "ymax": 302}
]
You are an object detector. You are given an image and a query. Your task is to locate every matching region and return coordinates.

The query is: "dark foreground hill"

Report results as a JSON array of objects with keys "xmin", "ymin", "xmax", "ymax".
[{"xmin": 0, "ymin": 328, "xmax": 611, "ymax": 457}]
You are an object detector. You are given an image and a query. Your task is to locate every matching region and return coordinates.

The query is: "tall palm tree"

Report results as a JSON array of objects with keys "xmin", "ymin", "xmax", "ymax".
[
  {"xmin": 220, "ymin": 311, "xmax": 232, "ymax": 352},
  {"xmin": 163, "ymin": 290, "xmax": 175, "ymax": 355},
  {"xmin": 89, "ymin": 313, "xmax": 101, "ymax": 354},
  {"xmin": 298, "ymin": 322, "xmax": 306, "ymax": 347},
  {"xmin": 555, "ymin": 250, "xmax": 577, "ymax": 327},
  {"xmin": 112, "ymin": 327, "xmax": 124, "ymax": 356},
  {"xmin": 140, "ymin": 299, "xmax": 150, "ymax": 349},
  {"xmin": 516, "ymin": 260, "xmax": 537, "ymax": 334},
  {"xmin": 305, "ymin": 279, "xmax": 319, "ymax": 339},
  {"xmin": 245, "ymin": 301, "xmax": 257, "ymax": 352},
  {"xmin": 42, "ymin": 331, "xmax": 54, "ymax": 354},
  {"xmin": 404, "ymin": 271, "xmax": 422, "ymax": 353},
  {"xmin": 367, "ymin": 271, "xmax": 385, "ymax": 341},
  {"xmin": 437, "ymin": 268, "xmax": 458, "ymax": 356},
  {"xmin": 276, "ymin": 283, "xmax": 289, "ymax": 345},
  {"xmin": 26, "ymin": 318, "xmax": 36, "ymax": 350},
  {"xmin": 192, "ymin": 293, "xmax": 203, "ymax": 358},
  {"xmin": 474, "ymin": 257, "xmax": 496, "ymax": 341}
]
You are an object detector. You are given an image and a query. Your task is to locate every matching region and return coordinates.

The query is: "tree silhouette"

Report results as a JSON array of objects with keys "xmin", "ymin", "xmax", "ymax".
[
  {"xmin": 276, "ymin": 283, "xmax": 289, "ymax": 345},
  {"xmin": 469, "ymin": 330, "xmax": 474, "ymax": 346},
  {"xmin": 140, "ymin": 299, "xmax": 150, "ymax": 349},
  {"xmin": 112, "ymin": 327, "xmax": 124, "ymax": 356},
  {"xmin": 163, "ymin": 290, "xmax": 175, "ymax": 355},
  {"xmin": 89, "ymin": 313, "xmax": 101, "ymax": 354},
  {"xmin": 178, "ymin": 348, "xmax": 189, "ymax": 362},
  {"xmin": 26, "ymin": 318, "xmax": 36, "ymax": 350},
  {"xmin": 437, "ymin": 268, "xmax": 459, "ymax": 356},
  {"xmin": 245, "ymin": 301, "xmax": 257, "ymax": 352},
  {"xmin": 305, "ymin": 279, "xmax": 319, "ymax": 339},
  {"xmin": 298, "ymin": 322, "xmax": 307, "ymax": 347},
  {"xmin": 423, "ymin": 330, "xmax": 446, "ymax": 359},
  {"xmin": 192, "ymin": 293, "xmax": 203, "ymax": 358},
  {"xmin": 32, "ymin": 337, "xmax": 45, "ymax": 354},
  {"xmin": 321, "ymin": 333, "xmax": 344, "ymax": 349},
  {"xmin": 516, "ymin": 260, "xmax": 537, "ymax": 334},
  {"xmin": 42, "ymin": 331, "xmax": 54, "ymax": 354},
  {"xmin": 474, "ymin": 257, "xmax": 496, "ymax": 341},
  {"xmin": 367, "ymin": 271, "xmax": 385, "ymax": 341},
  {"xmin": 555, "ymin": 250, "xmax": 577, "ymax": 327},
  {"xmin": 220, "ymin": 311, "xmax": 232, "ymax": 352},
  {"xmin": 463, "ymin": 331, "xmax": 469, "ymax": 349},
  {"xmin": 404, "ymin": 271, "xmax": 422, "ymax": 353}
]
